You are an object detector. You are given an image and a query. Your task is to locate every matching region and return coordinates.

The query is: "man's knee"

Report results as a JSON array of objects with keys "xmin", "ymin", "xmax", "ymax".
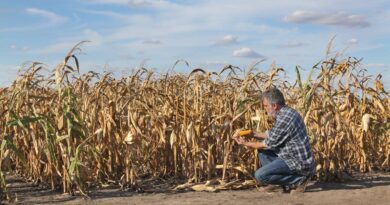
[{"xmin": 254, "ymin": 168, "xmax": 269, "ymax": 184}]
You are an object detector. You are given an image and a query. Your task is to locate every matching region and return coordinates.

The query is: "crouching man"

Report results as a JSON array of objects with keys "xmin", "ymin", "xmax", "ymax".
[{"xmin": 233, "ymin": 87, "xmax": 315, "ymax": 193}]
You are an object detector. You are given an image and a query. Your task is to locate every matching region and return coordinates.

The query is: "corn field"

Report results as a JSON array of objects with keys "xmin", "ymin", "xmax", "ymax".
[{"xmin": 0, "ymin": 43, "xmax": 389, "ymax": 198}]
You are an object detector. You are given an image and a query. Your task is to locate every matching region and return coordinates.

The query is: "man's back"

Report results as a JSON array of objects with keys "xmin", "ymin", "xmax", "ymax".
[{"xmin": 264, "ymin": 106, "xmax": 315, "ymax": 176}]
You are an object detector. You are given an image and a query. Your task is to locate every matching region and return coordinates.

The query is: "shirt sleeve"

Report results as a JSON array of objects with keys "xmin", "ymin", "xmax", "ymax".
[{"xmin": 264, "ymin": 111, "xmax": 293, "ymax": 149}]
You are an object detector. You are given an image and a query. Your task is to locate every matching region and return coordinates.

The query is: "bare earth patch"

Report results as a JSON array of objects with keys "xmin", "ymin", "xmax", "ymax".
[{"xmin": 3, "ymin": 172, "xmax": 389, "ymax": 205}]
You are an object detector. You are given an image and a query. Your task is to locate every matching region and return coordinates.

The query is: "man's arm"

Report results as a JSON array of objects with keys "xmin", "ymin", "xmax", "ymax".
[{"xmin": 253, "ymin": 131, "xmax": 268, "ymax": 140}]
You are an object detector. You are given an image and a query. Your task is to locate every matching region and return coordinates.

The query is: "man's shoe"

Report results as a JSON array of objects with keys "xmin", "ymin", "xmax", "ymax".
[{"xmin": 290, "ymin": 178, "xmax": 310, "ymax": 194}]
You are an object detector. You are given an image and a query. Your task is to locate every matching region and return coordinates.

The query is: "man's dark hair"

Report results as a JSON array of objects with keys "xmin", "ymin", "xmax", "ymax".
[{"xmin": 261, "ymin": 87, "xmax": 286, "ymax": 106}]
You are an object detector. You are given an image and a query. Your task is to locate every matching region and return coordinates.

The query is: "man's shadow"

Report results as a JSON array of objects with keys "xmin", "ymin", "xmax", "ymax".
[{"xmin": 305, "ymin": 175, "xmax": 390, "ymax": 192}]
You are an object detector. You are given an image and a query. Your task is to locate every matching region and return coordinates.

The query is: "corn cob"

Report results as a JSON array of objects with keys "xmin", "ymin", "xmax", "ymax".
[{"xmin": 239, "ymin": 130, "xmax": 253, "ymax": 137}]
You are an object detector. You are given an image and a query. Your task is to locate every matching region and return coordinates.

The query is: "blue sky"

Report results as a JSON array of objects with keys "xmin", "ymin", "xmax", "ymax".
[{"xmin": 1, "ymin": 0, "xmax": 389, "ymax": 88}]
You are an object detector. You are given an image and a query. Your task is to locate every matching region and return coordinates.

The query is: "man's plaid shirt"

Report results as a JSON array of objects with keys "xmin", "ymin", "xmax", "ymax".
[{"xmin": 264, "ymin": 105, "xmax": 315, "ymax": 176}]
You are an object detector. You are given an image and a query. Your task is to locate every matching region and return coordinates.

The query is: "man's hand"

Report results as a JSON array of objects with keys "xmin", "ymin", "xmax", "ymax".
[
  {"xmin": 232, "ymin": 129, "xmax": 267, "ymax": 149},
  {"xmin": 232, "ymin": 129, "xmax": 255, "ymax": 146},
  {"xmin": 234, "ymin": 137, "xmax": 247, "ymax": 145}
]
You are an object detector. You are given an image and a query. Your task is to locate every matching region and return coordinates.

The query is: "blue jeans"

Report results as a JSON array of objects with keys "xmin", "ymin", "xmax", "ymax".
[{"xmin": 254, "ymin": 150, "xmax": 305, "ymax": 186}]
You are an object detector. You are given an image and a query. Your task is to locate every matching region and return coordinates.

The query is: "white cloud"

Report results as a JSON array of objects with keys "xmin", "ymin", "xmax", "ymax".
[
  {"xmin": 9, "ymin": 45, "xmax": 30, "ymax": 52},
  {"xmin": 79, "ymin": 9, "xmax": 132, "ymax": 21},
  {"xmin": 86, "ymin": 0, "xmax": 129, "ymax": 5},
  {"xmin": 142, "ymin": 39, "xmax": 161, "ymax": 44},
  {"xmin": 25, "ymin": 8, "xmax": 67, "ymax": 24},
  {"xmin": 2, "ymin": 0, "xmax": 388, "ymax": 88},
  {"xmin": 233, "ymin": 48, "xmax": 264, "ymax": 58},
  {"xmin": 214, "ymin": 35, "xmax": 238, "ymax": 46},
  {"xmin": 348, "ymin": 38, "xmax": 359, "ymax": 44},
  {"xmin": 363, "ymin": 63, "xmax": 388, "ymax": 69},
  {"xmin": 0, "ymin": 8, "xmax": 67, "ymax": 32},
  {"xmin": 77, "ymin": 2, "xmax": 307, "ymax": 45},
  {"xmin": 284, "ymin": 10, "xmax": 370, "ymax": 28},
  {"xmin": 128, "ymin": 0, "xmax": 152, "ymax": 8},
  {"xmin": 86, "ymin": 0, "xmax": 172, "ymax": 9},
  {"xmin": 280, "ymin": 42, "xmax": 305, "ymax": 48}
]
